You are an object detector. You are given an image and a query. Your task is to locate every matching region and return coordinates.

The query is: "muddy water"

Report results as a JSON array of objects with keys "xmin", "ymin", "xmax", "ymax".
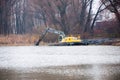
[{"xmin": 0, "ymin": 46, "xmax": 120, "ymax": 80}]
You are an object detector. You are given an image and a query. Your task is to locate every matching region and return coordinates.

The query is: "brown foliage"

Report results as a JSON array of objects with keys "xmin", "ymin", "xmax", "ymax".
[
  {"xmin": 0, "ymin": 34, "xmax": 40, "ymax": 46},
  {"xmin": 94, "ymin": 19, "xmax": 120, "ymax": 38}
]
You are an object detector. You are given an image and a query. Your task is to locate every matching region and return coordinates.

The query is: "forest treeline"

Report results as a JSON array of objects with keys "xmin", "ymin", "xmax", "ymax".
[{"xmin": 0, "ymin": 0, "xmax": 120, "ymax": 37}]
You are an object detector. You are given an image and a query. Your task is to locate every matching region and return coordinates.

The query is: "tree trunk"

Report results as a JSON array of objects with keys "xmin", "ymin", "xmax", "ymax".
[{"xmin": 84, "ymin": 0, "xmax": 93, "ymax": 33}]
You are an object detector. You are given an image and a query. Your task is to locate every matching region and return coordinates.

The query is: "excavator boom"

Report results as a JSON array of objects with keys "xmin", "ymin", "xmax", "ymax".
[
  {"xmin": 35, "ymin": 27, "xmax": 65, "ymax": 46},
  {"xmin": 47, "ymin": 28, "xmax": 65, "ymax": 38}
]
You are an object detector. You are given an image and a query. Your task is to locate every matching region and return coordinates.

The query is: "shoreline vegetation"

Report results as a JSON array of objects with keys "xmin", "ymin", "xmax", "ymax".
[
  {"xmin": 0, "ymin": 34, "xmax": 41, "ymax": 46},
  {"xmin": 0, "ymin": 34, "xmax": 120, "ymax": 46}
]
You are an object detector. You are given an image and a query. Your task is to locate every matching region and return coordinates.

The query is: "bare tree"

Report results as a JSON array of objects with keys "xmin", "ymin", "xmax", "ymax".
[
  {"xmin": 90, "ymin": 1, "xmax": 105, "ymax": 31},
  {"xmin": 83, "ymin": 0, "xmax": 93, "ymax": 32},
  {"xmin": 101, "ymin": 0, "xmax": 120, "ymax": 27}
]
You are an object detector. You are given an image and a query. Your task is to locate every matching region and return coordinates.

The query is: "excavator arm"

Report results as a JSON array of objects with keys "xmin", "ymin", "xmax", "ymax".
[
  {"xmin": 35, "ymin": 28, "xmax": 48, "ymax": 46},
  {"xmin": 47, "ymin": 27, "xmax": 65, "ymax": 38},
  {"xmin": 35, "ymin": 27, "xmax": 65, "ymax": 46}
]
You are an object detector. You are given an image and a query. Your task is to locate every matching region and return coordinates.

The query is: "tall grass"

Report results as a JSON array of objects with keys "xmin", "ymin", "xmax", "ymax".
[{"xmin": 0, "ymin": 34, "xmax": 41, "ymax": 46}]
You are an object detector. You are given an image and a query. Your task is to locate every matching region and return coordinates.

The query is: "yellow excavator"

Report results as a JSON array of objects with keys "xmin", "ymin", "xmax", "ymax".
[{"xmin": 35, "ymin": 27, "xmax": 88, "ymax": 46}]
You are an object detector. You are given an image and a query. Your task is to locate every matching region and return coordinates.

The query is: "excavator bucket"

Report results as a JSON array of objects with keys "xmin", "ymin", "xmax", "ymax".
[{"xmin": 35, "ymin": 29, "xmax": 48, "ymax": 46}]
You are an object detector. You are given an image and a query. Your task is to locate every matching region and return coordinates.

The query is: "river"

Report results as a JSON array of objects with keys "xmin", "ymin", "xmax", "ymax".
[{"xmin": 0, "ymin": 46, "xmax": 120, "ymax": 80}]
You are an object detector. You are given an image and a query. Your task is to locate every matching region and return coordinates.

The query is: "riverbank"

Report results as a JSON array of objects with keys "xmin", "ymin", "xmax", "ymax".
[{"xmin": 0, "ymin": 34, "xmax": 120, "ymax": 46}]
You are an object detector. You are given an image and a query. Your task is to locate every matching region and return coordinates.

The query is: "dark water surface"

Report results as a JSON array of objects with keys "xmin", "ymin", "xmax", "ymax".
[{"xmin": 0, "ymin": 46, "xmax": 120, "ymax": 80}]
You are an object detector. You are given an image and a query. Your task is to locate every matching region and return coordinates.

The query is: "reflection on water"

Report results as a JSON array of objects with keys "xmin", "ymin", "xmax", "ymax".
[
  {"xmin": 0, "ymin": 46, "xmax": 120, "ymax": 80},
  {"xmin": 92, "ymin": 65, "xmax": 101, "ymax": 80},
  {"xmin": 0, "ymin": 64, "xmax": 120, "ymax": 80}
]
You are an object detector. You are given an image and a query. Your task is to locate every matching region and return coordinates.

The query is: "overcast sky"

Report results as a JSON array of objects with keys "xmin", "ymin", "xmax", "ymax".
[{"xmin": 92, "ymin": 0, "xmax": 100, "ymax": 13}]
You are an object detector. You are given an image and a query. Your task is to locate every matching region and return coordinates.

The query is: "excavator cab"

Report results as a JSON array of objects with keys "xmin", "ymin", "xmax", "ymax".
[{"xmin": 61, "ymin": 37, "xmax": 82, "ymax": 43}]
